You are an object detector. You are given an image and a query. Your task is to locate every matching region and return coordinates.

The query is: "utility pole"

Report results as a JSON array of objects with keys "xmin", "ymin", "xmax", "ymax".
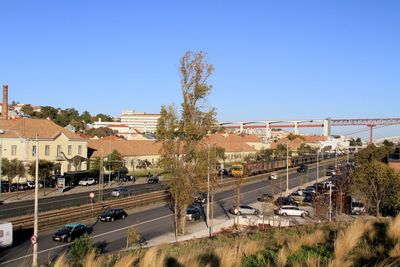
[
  {"xmin": 0, "ymin": 130, "xmax": 3, "ymax": 198},
  {"xmin": 316, "ymin": 150, "xmax": 319, "ymax": 182},
  {"xmin": 329, "ymin": 183, "xmax": 332, "ymax": 222},
  {"xmin": 286, "ymin": 142, "xmax": 289, "ymax": 192},
  {"xmin": 206, "ymin": 144, "xmax": 211, "ymax": 237},
  {"xmin": 33, "ymin": 135, "xmax": 39, "ymax": 267}
]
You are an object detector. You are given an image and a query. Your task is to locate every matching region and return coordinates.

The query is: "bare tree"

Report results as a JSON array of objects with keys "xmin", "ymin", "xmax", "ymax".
[{"xmin": 156, "ymin": 51, "xmax": 216, "ymax": 235}]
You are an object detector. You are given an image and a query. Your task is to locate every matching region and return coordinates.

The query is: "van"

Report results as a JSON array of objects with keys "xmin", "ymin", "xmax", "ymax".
[{"xmin": 0, "ymin": 222, "xmax": 13, "ymax": 248}]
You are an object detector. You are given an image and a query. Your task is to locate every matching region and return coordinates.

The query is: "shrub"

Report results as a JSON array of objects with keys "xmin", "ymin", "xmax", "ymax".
[{"xmin": 68, "ymin": 234, "xmax": 95, "ymax": 267}]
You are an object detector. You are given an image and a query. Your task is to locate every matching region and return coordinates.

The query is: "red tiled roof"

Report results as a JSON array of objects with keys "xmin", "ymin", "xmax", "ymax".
[{"xmin": 88, "ymin": 139, "xmax": 161, "ymax": 157}]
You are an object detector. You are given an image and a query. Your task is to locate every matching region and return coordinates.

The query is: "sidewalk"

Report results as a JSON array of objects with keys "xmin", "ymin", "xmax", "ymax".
[{"xmin": 0, "ymin": 176, "xmax": 160, "ymax": 204}]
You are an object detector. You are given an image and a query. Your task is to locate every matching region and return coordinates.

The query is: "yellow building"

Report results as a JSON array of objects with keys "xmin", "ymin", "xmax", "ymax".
[{"xmin": 0, "ymin": 118, "xmax": 88, "ymax": 182}]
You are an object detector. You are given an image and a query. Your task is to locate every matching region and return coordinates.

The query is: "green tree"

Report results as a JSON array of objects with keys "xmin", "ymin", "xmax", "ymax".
[
  {"xmin": 86, "ymin": 127, "xmax": 114, "ymax": 138},
  {"xmin": 350, "ymin": 161, "xmax": 400, "ymax": 216},
  {"xmin": 95, "ymin": 113, "xmax": 113, "ymax": 122},
  {"xmin": 28, "ymin": 160, "xmax": 54, "ymax": 179},
  {"xmin": 383, "ymin": 139, "xmax": 395, "ymax": 148},
  {"xmin": 156, "ymin": 51, "xmax": 216, "ymax": 235},
  {"xmin": 298, "ymin": 143, "xmax": 315, "ymax": 156},
  {"xmin": 257, "ymin": 148, "xmax": 274, "ymax": 161},
  {"xmin": 356, "ymin": 144, "xmax": 391, "ymax": 164},
  {"xmin": 80, "ymin": 110, "xmax": 92, "ymax": 123},
  {"xmin": 38, "ymin": 106, "xmax": 59, "ymax": 120},
  {"xmin": 68, "ymin": 234, "xmax": 95, "ymax": 266},
  {"xmin": 1, "ymin": 158, "xmax": 10, "ymax": 181},
  {"xmin": 20, "ymin": 104, "xmax": 34, "ymax": 116},
  {"xmin": 106, "ymin": 150, "xmax": 124, "ymax": 173},
  {"xmin": 6, "ymin": 159, "xmax": 26, "ymax": 183},
  {"xmin": 276, "ymin": 144, "xmax": 289, "ymax": 158}
]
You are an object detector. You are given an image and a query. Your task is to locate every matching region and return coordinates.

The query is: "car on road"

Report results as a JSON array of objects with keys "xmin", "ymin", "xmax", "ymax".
[
  {"xmin": 186, "ymin": 207, "xmax": 202, "ymax": 221},
  {"xmin": 269, "ymin": 172, "xmax": 278, "ymax": 180},
  {"xmin": 111, "ymin": 188, "xmax": 130, "ymax": 197},
  {"xmin": 304, "ymin": 186, "xmax": 316, "ymax": 194},
  {"xmin": 257, "ymin": 193, "xmax": 274, "ymax": 202},
  {"xmin": 1, "ymin": 183, "xmax": 10, "ymax": 192},
  {"xmin": 297, "ymin": 164, "xmax": 308, "ymax": 173},
  {"xmin": 275, "ymin": 205, "xmax": 309, "ymax": 217},
  {"xmin": 147, "ymin": 175, "xmax": 159, "ymax": 184},
  {"xmin": 326, "ymin": 170, "xmax": 336, "ymax": 176},
  {"xmin": 98, "ymin": 208, "xmax": 127, "ymax": 222},
  {"xmin": 52, "ymin": 223, "xmax": 88, "ymax": 242},
  {"xmin": 79, "ymin": 178, "xmax": 96, "ymax": 186},
  {"xmin": 275, "ymin": 197, "xmax": 298, "ymax": 207},
  {"xmin": 229, "ymin": 205, "xmax": 259, "ymax": 216}
]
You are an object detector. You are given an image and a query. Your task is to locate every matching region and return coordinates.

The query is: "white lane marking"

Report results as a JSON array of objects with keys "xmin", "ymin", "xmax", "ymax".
[{"xmin": 0, "ymin": 214, "xmax": 173, "ymax": 266}]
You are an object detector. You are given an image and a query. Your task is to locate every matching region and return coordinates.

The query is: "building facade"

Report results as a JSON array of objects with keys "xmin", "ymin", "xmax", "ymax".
[
  {"xmin": 119, "ymin": 110, "xmax": 160, "ymax": 133},
  {"xmin": 0, "ymin": 118, "xmax": 88, "ymax": 182}
]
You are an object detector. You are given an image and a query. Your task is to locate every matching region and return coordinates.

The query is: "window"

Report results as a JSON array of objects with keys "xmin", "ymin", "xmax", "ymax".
[
  {"xmin": 45, "ymin": 145, "xmax": 50, "ymax": 156},
  {"xmin": 78, "ymin": 145, "xmax": 82, "ymax": 155},
  {"xmin": 68, "ymin": 145, "xmax": 72, "ymax": 155},
  {"xmin": 11, "ymin": 145, "xmax": 17, "ymax": 156},
  {"xmin": 57, "ymin": 145, "xmax": 61, "ymax": 157},
  {"xmin": 32, "ymin": 145, "xmax": 37, "ymax": 156}
]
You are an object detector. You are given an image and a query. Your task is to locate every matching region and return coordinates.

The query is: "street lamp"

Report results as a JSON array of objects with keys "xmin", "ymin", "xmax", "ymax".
[
  {"xmin": 286, "ymin": 142, "xmax": 289, "ymax": 192},
  {"xmin": 33, "ymin": 135, "xmax": 39, "ymax": 267},
  {"xmin": 0, "ymin": 129, "xmax": 4, "ymax": 196}
]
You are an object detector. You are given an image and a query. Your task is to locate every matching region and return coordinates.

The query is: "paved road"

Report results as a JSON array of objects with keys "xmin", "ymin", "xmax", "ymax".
[
  {"xmin": 0, "ymin": 162, "xmax": 337, "ymax": 267},
  {"xmin": 0, "ymin": 183, "xmax": 165, "ymax": 219}
]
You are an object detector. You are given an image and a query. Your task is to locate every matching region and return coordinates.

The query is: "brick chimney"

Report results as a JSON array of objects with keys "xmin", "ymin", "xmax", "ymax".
[{"xmin": 2, "ymin": 84, "xmax": 8, "ymax": 120}]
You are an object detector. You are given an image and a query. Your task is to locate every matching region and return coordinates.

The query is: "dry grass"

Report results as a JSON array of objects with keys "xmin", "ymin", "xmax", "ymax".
[
  {"xmin": 287, "ymin": 230, "xmax": 325, "ymax": 254},
  {"xmin": 389, "ymin": 244, "xmax": 400, "ymax": 258},
  {"xmin": 215, "ymin": 243, "xmax": 240, "ymax": 267},
  {"xmin": 139, "ymin": 246, "xmax": 164, "ymax": 267},
  {"xmin": 53, "ymin": 254, "xmax": 68, "ymax": 267},
  {"xmin": 277, "ymin": 247, "xmax": 288, "ymax": 267},
  {"xmin": 388, "ymin": 215, "xmax": 400, "ymax": 243},
  {"xmin": 329, "ymin": 219, "xmax": 373, "ymax": 267},
  {"xmin": 114, "ymin": 254, "xmax": 138, "ymax": 267}
]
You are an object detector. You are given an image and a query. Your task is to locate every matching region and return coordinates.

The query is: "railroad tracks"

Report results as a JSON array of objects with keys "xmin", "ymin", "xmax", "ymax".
[{"xmin": 10, "ymin": 190, "xmax": 170, "ymax": 231}]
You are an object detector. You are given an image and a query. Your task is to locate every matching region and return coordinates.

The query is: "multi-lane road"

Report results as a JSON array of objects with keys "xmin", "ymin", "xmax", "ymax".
[
  {"xmin": 0, "ymin": 162, "xmax": 337, "ymax": 267},
  {"xmin": 0, "ymin": 183, "xmax": 165, "ymax": 219}
]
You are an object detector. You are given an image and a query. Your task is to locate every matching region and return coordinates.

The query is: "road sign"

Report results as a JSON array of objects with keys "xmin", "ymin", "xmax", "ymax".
[
  {"xmin": 89, "ymin": 192, "xmax": 95, "ymax": 199},
  {"xmin": 31, "ymin": 235, "xmax": 37, "ymax": 245}
]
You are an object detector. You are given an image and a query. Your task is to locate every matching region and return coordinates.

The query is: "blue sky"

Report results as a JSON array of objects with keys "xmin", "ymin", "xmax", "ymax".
[{"xmin": 1, "ymin": 1, "xmax": 399, "ymax": 140}]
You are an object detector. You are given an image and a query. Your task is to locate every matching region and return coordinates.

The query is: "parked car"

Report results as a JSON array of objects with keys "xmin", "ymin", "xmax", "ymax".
[
  {"xmin": 10, "ymin": 183, "xmax": 27, "ymax": 191},
  {"xmin": 111, "ymin": 188, "xmax": 129, "ymax": 197},
  {"xmin": 303, "ymin": 186, "xmax": 316, "ymax": 194},
  {"xmin": 275, "ymin": 197, "xmax": 298, "ymax": 207},
  {"xmin": 186, "ymin": 208, "xmax": 202, "ymax": 221},
  {"xmin": 290, "ymin": 191, "xmax": 305, "ymax": 202},
  {"xmin": 303, "ymin": 193, "xmax": 314, "ymax": 203},
  {"xmin": 147, "ymin": 175, "xmax": 159, "ymax": 184},
  {"xmin": 122, "ymin": 175, "xmax": 136, "ymax": 182},
  {"xmin": 269, "ymin": 172, "xmax": 278, "ymax": 180},
  {"xmin": 297, "ymin": 164, "xmax": 308, "ymax": 173},
  {"xmin": 229, "ymin": 205, "xmax": 259, "ymax": 216},
  {"xmin": 26, "ymin": 181, "xmax": 35, "ymax": 189},
  {"xmin": 326, "ymin": 170, "xmax": 336, "ymax": 176},
  {"xmin": 98, "ymin": 208, "xmax": 127, "ymax": 222},
  {"xmin": 218, "ymin": 168, "xmax": 231, "ymax": 177},
  {"xmin": 193, "ymin": 192, "xmax": 208, "ymax": 204},
  {"xmin": 1, "ymin": 183, "xmax": 10, "ymax": 192},
  {"xmin": 52, "ymin": 223, "xmax": 88, "ymax": 242},
  {"xmin": 328, "ymin": 165, "xmax": 335, "ymax": 170},
  {"xmin": 257, "ymin": 193, "xmax": 274, "ymax": 202},
  {"xmin": 275, "ymin": 205, "xmax": 309, "ymax": 217},
  {"xmin": 39, "ymin": 180, "xmax": 55, "ymax": 188},
  {"xmin": 79, "ymin": 178, "xmax": 96, "ymax": 186}
]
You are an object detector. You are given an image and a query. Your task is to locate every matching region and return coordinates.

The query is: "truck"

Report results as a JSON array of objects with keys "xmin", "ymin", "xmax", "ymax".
[{"xmin": 0, "ymin": 222, "xmax": 13, "ymax": 248}]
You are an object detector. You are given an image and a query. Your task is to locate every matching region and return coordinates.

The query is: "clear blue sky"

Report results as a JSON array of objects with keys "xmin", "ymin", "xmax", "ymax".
[{"xmin": 1, "ymin": 1, "xmax": 399, "ymax": 140}]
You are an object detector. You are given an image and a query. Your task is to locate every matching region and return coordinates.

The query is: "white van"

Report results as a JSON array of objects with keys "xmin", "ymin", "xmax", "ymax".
[{"xmin": 0, "ymin": 222, "xmax": 13, "ymax": 248}]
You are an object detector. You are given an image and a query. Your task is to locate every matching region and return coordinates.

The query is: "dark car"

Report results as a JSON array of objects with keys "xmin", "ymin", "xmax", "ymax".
[
  {"xmin": 10, "ymin": 183, "xmax": 27, "ymax": 191},
  {"xmin": 275, "ymin": 197, "xmax": 298, "ymax": 207},
  {"xmin": 98, "ymin": 208, "xmax": 127, "ymax": 222},
  {"xmin": 193, "ymin": 192, "xmax": 208, "ymax": 204},
  {"xmin": 328, "ymin": 165, "xmax": 335, "ymax": 170},
  {"xmin": 1, "ymin": 183, "xmax": 10, "ymax": 192},
  {"xmin": 326, "ymin": 170, "xmax": 336, "ymax": 176},
  {"xmin": 218, "ymin": 168, "xmax": 231, "ymax": 177},
  {"xmin": 39, "ymin": 180, "xmax": 55, "ymax": 188},
  {"xmin": 297, "ymin": 164, "xmax": 308, "ymax": 173},
  {"xmin": 186, "ymin": 208, "xmax": 202, "ymax": 221},
  {"xmin": 52, "ymin": 223, "xmax": 88, "ymax": 242},
  {"xmin": 257, "ymin": 193, "xmax": 274, "ymax": 202},
  {"xmin": 147, "ymin": 175, "xmax": 159, "ymax": 184}
]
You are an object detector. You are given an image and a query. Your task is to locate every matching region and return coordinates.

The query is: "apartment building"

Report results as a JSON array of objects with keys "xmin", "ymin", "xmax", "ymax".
[
  {"xmin": 0, "ymin": 118, "xmax": 88, "ymax": 181},
  {"xmin": 120, "ymin": 110, "xmax": 160, "ymax": 133}
]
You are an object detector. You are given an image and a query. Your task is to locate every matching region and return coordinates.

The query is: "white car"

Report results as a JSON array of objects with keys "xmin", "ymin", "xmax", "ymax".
[
  {"xmin": 78, "ymin": 178, "xmax": 96, "ymax": 186},
  {"xmin": 26, "ymin": 181, "xmax": 35, "ymax": 189},
  {"xmin": 229, "ymin": 205, "xmax": 259, "ymax": 216},
  {"xmin": 275, "ymin": 205, "xmax": 309, "ymax": 217},
  {"xmin": 269, "ymin": 172, "xmax": 278, "ymax": 180}
]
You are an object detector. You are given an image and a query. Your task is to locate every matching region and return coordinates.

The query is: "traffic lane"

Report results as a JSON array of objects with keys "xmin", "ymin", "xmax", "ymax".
[
  {"xmin": 0, "ymin": 183, "xmax": 166, "ymax": 219},
  {"xmin": 0, "ymin": 204, "xmax": 174, "ymax": 266}
]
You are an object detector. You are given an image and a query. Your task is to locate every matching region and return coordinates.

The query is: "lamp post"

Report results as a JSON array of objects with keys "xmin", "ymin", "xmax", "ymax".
[
  {"xmin": 33, "ymin": 134, "xmax": 39, "ymax": 267},
  {"xmin": 316, "ymin": 150, "xmax": 319, "ymax": 183},
  {"xmin": 286, "ymin": 142, "xmax": 289, "ymax": 192},
  {"xmin": 206, "ymin": 144, "xmax": 211, "ymax": 237},
  {"xmin": 0, "ymin": 129, "xmax": 4, "ymax": 196}
]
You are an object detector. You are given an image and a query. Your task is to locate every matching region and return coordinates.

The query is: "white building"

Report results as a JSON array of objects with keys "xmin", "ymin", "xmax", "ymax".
[
  {"xmin": 320, "ymin": 136, "xmax": 350, "ymax": 151},
  {"xmin": 119, "ymin": 110, "xmax": 160, "ymax": 133}
]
